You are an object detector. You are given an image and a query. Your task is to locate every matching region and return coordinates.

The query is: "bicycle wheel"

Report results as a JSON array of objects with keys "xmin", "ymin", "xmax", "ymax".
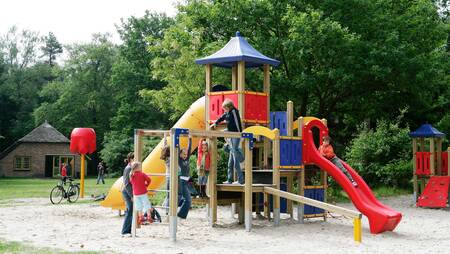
[
  {"xmin": 68, "ymin": 185, "xmax": 80, "ymax": 203},
  {"xmin": 50, "ymin": 186, "xmax": 64, "ymax": 204}
]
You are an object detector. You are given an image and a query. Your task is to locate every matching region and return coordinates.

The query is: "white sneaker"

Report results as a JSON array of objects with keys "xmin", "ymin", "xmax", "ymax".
[
  {"xmin": 121, "ymin": 233, "xmax": 132, "ymax": 238},
  {"xmin": 223, "ymin": 181, "xmax": 232, "ymax": 184},
  {"xmin": 352, "ymin": 181, "xmax": 358, "ymax": 187},
  {"xmin": 232, "ymin": 181, "xmax": 243, "ymax": 185}
]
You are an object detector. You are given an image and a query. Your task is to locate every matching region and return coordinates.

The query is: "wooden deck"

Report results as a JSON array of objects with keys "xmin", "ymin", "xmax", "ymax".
[{"xmin": 216, "ymin": 183, "xmax": 275, "ymax": 192}]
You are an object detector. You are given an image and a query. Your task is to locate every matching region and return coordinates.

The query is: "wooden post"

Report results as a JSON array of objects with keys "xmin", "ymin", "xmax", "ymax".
[
  {"xmin": 430, "ymin": 138, "xmax": 435, "ymax": 176},
  {"xmin": 263, "ymin": 64, "xmax": 270, "ymax": 125},
  {"xmin": 272, "ymin": 129, "xmax": 281, "ymax": 226},
  {"xmin": 238, "ymin": 61, "xmax": 245, "ymax": 124},
  {"xmin": 297, "ymin": 116, "xmax": 304, "ymax": 223},
  {"xmin": 209, "ymin": 137, "xmax": 218, "ymax": 225},
  {"xmin": 263, "ymin": 192, "xmax": 270, "ymax": 219},
  {"xmin": 232, "ymin": 64, "xmax": 237, "ymax": 90},
  {"xmin": 263, "ymin": 138, "xmax": 270, "ymax": 168},
  {"xmin": 205, "ymin": 64, "xmax": 212, "ymax": 129},
  {"xmin": 169, "ymin": 129, "xmax": 179, "ymax": 241},
  {"xmin": 80, "ymin": 154, "xmax": 85, "ymax": 198},
  {"xmin": 436, "ymin": 138, "xmax": 442, "ymax": 175},
  {"xmin": 287, "ymin": 176, "xmax": 293, "ymax": 218},
  {"xmin": 287, "ymin": 101, "xmax": 293, "ymax": 136},
  {"xmin": 412, "ymin": 139, "xmax": 418, "ymax": 202},
  {"xmin": 131, "ymin": 131, "xmax": 143, "ymax": 237},
  {"xmin": 244, "ymin": 138, "xmax": 253, "ymax": 232}
]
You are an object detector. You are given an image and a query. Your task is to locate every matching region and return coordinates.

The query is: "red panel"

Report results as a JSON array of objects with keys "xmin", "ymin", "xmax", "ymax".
[
  {"xmin": 423, "ymin": 152, "xmax": 431, "ymax": 175},
  {"xmin": 244, "ymin": 93, "xmax": 268, "ymax": 122},
  {"xmin": 209, "ymin": 93, "xmax": 224, "ymax": 122},
  {"xmin": 417, "ymin": 176, "xmax": 450, "ymax": 208},
  {"xmin": 415, "ymin": 152, "xmax": 423, "ymax": 175},
  {"xmin": 442, "ymin": 152, "xmax": 448, "ymax": 176}
]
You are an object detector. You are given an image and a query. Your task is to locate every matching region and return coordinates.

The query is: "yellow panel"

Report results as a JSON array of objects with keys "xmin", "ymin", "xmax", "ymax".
[{"xmin": 243, "ymin": 126, "xmax": 277, "ymax": 140}]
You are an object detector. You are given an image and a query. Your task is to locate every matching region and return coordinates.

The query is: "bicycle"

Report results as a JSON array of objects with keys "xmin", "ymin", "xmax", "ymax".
[{"xmin": 50, "ymin": 178, "xmax": 80, "ymax": 204}]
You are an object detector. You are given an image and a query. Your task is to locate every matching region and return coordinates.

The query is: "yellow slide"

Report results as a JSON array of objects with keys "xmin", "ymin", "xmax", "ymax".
[{"xmin": 101, "ymin": 97, "xmax": 206, "ymax": 210}]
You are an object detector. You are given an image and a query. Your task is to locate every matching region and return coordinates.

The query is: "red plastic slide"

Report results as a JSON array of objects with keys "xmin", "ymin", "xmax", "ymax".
[{"xmin": 302, "ymin": 119, "xmax": 402, "ymax": 234}]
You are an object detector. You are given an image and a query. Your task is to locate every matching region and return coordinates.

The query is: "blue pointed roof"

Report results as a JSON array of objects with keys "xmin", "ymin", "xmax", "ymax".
[
  {"xmin": 195, "ymin": 31, "xmax": 280, "ymax": 68},
  {"xmin": 409, "ymin": 124, "xmax": 445, "ymax": 138}
]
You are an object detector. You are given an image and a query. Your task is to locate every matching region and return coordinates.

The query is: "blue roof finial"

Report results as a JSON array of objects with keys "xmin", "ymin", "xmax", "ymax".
[{"xmin": 236, "ymin": 31, "xmax": 241, "ymax": 37}]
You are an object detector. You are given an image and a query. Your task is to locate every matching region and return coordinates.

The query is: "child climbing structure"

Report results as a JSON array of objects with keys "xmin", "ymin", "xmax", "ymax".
[
  {"xmin": 101, "ymin": 31, "xmax": 402, "ymax": 242},
  {"xmin": 409, "ymin": 124, "xmax": 450, "ymax": 208}
]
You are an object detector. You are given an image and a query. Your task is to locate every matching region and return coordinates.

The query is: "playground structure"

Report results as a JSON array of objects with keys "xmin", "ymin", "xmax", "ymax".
[
  {"xmin": 101, "ymin": 31, "xmax": 402, "ymax": 242},
  {"xmin": 409, "ymin": 124, "xmax": 450, "ymax": 208}
]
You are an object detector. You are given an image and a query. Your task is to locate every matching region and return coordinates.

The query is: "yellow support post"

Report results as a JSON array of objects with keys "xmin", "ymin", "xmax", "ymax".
[
  {"xmin": 80, "ymin": 154, "xmax": 85, "ymax": 198},
  {"xmin": 353, "ymin": 218, "xmax": 362, "ymax": 243}
]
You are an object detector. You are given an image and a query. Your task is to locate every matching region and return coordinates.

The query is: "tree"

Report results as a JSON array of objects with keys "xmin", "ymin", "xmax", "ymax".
[
  {"xmin": 40, "ymin": 32, "xmax": 63, "ymax": 67},
  {"xmin": 101, "ymin": 12, "xmax": 174, "ymax": 172}
]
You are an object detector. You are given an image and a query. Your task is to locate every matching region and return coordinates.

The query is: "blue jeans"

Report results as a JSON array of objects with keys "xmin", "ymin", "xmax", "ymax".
[
  {"xmin": 177, "ymin": 179, "xmax": 191, "ymax": 219},
  {"xmin": 331, "ymin": 157, "xmax": 355, "ymax": 182},
  {"xmin": 97, "ymin": 173, "xmax": 105, "ymax": 184},
  {"xmin": 121, "ymin": 190, "xmax": 133, "ymax": 234},
  {"xmin": 227, "ymin": 138, "xmax": 244, "ymax": 184}
]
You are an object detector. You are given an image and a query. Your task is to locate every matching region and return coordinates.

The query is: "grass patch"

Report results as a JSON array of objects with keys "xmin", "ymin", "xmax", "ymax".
[
  {"xmin": 0, "ymin": 177, "xmax": 114, "ymax": 202},
  {"xmin": 0, "ymin": 239, "xmax": 103, "ymax": 254},
  {"xmin": 327, "ymin": 185, "xmax": 411, "ymax": 204}
]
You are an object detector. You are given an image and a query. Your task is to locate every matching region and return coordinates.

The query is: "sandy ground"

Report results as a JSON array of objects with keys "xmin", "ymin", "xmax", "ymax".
[{"xmin": 0, "ymin": 196, "xmax": 449, "ymax": 254}]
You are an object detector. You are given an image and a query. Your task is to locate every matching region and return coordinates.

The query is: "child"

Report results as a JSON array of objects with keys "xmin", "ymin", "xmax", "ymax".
[
  {"xmin": 319, "ymin": 136, "xmax": 357, "ymax": 187},
  {"xmin": 178, "ymin": 138, "xmax": 192, "ymax": 219},
  {"xmin": 196, "ymin": 139, "xmax": 210, "ymax": 198},
  {"xmin": 130, "ymin": 162, "xmax": 158, "ymax": 224},
  {"xmin": 61, "ymin": 163, "xmax": 68, "ymax": 184},
  {"xmin": 210, "ymin": 99, "xmax": 244, "ymax": 184}
]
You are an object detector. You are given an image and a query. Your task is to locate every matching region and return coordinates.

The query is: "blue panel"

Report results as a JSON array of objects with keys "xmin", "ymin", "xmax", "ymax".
[
  {"xmin": 279, "ymin": 139, "xmax": 303, "ymax": 167},
  {"xmin": 304, "ymin": 189, "xmax": 316, "ymax": 215},
  {"xmin": 280, "ymin": 139, "xmax": 290, "ymax": 166},
  {"xmin": 293, "ymin": 140, "xmax": 303, "ymax": 166},
  {"xmin": 270, "ymin": 111, "xmax": 287, "ymax": 136},
  {"xmin": 315, "ymin": 188, "xmax": 325, "ymax": 214}
]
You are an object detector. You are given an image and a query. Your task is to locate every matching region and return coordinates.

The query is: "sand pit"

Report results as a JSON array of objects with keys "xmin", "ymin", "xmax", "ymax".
[{"xmin": 0, "ymin": 195, "xmax": 449, "ymax": 253}]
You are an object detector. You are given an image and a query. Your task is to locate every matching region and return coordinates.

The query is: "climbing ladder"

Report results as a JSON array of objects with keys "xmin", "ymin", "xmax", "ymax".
[{"xmin": 417, "ymin": 176, "xmax": 450, "ymax": 208}]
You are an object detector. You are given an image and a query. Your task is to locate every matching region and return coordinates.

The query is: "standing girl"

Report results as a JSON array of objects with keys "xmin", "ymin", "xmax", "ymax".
[
  {"xmin": 196, "ymin": 139, "xmax": 210, "ymax": 198},
  {"xmin": 130, "ymin": 162, "xmax": 157, "ymax": 223}
]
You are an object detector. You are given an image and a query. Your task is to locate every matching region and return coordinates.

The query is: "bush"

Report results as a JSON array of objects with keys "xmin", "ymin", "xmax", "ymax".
[{"xmin": 344, "ymin": 120, "xmax": 411, "ymax": 188}]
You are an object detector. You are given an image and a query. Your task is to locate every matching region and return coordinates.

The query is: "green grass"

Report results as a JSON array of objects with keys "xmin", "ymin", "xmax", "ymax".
[
  {"xmin": 0, "ymin": 239, "xmax": 103, "ymax": 254},
  {"xmin": 327, "ymin": 186, "xmax": 411, "ymax": 203},
  {"xmin": 0, "ymin": 177, "xmax": 114, "ymax": 202}
]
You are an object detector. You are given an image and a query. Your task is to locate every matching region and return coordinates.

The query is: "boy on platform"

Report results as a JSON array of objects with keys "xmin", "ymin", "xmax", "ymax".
[{"xmin": 319, "ymin": 136, "xmax": 357, "ymax": 187}]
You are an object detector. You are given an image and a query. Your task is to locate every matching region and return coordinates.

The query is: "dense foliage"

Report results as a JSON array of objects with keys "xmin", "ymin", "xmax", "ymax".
[{"xmin": 0, "ymin": 1, "xmax": 449, "ymax": 183}]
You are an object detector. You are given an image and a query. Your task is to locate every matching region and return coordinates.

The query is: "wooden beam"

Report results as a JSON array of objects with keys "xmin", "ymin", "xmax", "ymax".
[
  {"xmin": 238, "ymin": 61, "xmax": 245, "ymax": 125},
  {"xmin": 232, "ymin": 64, "xmax": 237, "ymax": 90},
  {"xmin": 244, "ymin": 138, "xmax": 253, "ymax": 231},
  {"xmin": 287, "ymin": 101, "xmax": 294, "ymax": 136},
  {"xmin": 136, "ymin": 129, "xmax": 170, "ymax": 137},
  {"xmin": 263, "ymin": 192, "xmax": 270, "ymax": 219},
  {"xmin": 436, "ymin": 138, "xmax": 442, "ymax": 175},
  {"xmin": 272, "ymin": 129, "xmax": 280, "ymax": 226},
  {"xmin": 263, "ymin": 64, "xmax": 270, "ymax": 124},
  {"xmin": 206, "ymin": 64, "xmax": 212, "ymax": 131},
  {"xmin": 263, "ymin": 187, "xmax": 361, "ymax": 218},
  {"xmin": 169, "ymin": 129, "xmax": 179, "ymax": 241},
  {"xmin": 263, "ymin": 138, "xmax": 270, "ymax": 168},
  {"xmin": 287, "ymin": 176, "xmax": 293, "ymax": 218},
  {"xmin": 209, "ymin": 137, "xmax": 218, "ymax": 225},
  {"xmin": 297, "ymin": 117, "xmax": 304, "ymax": 139}
]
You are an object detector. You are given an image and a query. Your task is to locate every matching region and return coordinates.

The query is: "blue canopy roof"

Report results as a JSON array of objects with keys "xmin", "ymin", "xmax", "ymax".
[
  {"xmin": 409, "ymin": 124, "xmax": 445, "ymax": 138},
  {"xmin": 195, "ymin": 31, "xmax": 280, "ymax": 68}
]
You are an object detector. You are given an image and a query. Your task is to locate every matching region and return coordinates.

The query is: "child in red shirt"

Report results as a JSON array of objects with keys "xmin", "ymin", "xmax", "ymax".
[
  {"xmin": 319, "ymin": 136, "xmax": 357, "ymax": 187},
  {"xmin": 130, "ymin": 162, "xmax": 156, "ymax": 223},
  {"xmin": 61, "ymin": 163, "xmax": 68, "ymax": 184}
]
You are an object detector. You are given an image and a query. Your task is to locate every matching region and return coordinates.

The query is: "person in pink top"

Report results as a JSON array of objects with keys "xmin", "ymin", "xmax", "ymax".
[{"xmin": 130, "ymin": 162, "xmax": 155, "ymax": 223}]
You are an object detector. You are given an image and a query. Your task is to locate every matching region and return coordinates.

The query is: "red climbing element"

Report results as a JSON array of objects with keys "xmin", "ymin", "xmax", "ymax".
[
  {"xmin": 417, "ymin": 176, "xmax": 450, "ymax": 208},
  {"xmin": 70, "ymin": 128, "xmax": 96, "ymax": 154}
]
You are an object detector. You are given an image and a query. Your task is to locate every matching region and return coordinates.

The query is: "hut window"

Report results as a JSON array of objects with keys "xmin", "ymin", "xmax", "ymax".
[{"xmin": 14, "ymin": 156, "xmax": 31, "ymax": 170}]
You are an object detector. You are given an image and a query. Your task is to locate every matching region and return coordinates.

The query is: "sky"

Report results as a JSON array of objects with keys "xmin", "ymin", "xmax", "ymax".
[{"xmin": 0, "ymin": 0, "xmax": 178, "ymax": 45}]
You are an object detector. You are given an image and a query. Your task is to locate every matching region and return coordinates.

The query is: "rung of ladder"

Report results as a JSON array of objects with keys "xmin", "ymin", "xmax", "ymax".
[
  {"xmin": 146, "ymin": 173, "xmax": 170, "ymax": 177},
  {"xmin": 149, "ymin": 189, "xmax": 169, "ymax": 192},
  {"xmin": 154, "ymin": 205, "xmax": 169, "ymax": 210}
]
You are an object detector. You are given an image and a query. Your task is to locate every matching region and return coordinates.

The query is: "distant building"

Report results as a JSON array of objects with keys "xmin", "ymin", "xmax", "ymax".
[{"xmin": 0, "ymin": 122, "xmax": 81, "ymax": 178}]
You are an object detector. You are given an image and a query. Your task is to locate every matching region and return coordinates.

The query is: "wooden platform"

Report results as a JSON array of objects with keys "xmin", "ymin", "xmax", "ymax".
[
  {"xmin": 192, "ymin": 197, "xmax": 241, "ymax": 206},
  {"xmin": 216, "ymin": 183, "xmax": 275, "ymax": 192}
]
